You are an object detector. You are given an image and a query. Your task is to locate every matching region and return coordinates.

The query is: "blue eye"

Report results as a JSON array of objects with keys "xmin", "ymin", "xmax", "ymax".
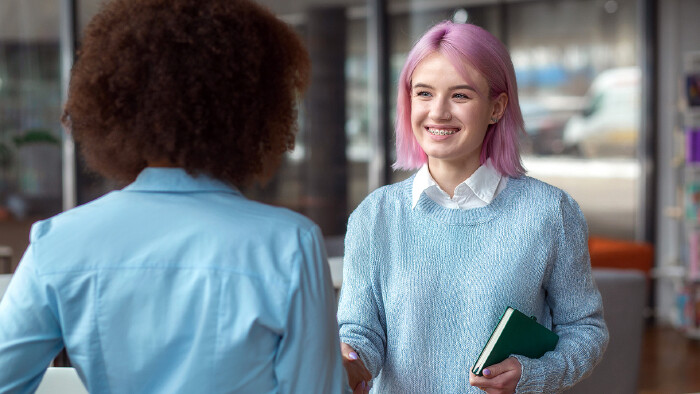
[
  {"xmin": 453, "ymin": 93, "xmax": 469, "ymax": 99},
  {"xmin": 416, "ymin": 91, "xmax": 431, "ymax": 97}
]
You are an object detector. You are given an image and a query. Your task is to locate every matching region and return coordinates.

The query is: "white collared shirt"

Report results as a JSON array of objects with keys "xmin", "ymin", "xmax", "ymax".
[{"xmin": 411, "ymin": 159, "xmax": 508, "ymax": 210}]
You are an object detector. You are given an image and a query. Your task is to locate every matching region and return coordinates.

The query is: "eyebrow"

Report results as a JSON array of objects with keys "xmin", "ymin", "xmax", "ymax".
[{"xmin": 412, "ymin": 83, "xmax": 479, "ymax": 93}]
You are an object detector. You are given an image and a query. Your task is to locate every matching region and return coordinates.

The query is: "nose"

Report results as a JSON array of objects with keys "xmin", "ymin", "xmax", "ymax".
[{"xmin": 429, "ymin": 98, "xmax": 451, "ymax": 121}]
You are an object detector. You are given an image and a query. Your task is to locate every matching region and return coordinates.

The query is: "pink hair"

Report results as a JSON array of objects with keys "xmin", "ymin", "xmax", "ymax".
[{"xmin": 393, "ymin": 21, "xmax": 526, "ymax": 177}]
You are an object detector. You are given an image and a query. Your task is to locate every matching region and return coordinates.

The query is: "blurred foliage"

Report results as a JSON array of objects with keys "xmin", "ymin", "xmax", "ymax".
[
  {"xmin": 0, "ymin": 128, "xmax": 59, "ymax": 171},
  {"xmin": 12, "ymin": 129, "xmax": 60, "ymax": 147}
]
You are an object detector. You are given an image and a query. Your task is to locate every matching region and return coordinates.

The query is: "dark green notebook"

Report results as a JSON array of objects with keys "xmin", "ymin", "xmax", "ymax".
[{"xmin": 471, "ymin": 306, "xmax": 559, "ymax": 376}]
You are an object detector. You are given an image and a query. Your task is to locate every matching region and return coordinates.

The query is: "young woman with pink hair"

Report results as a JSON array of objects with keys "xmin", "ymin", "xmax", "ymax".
[{"xmin": 337, "ymin": 21, "xmax": 608, "ymax": 393}]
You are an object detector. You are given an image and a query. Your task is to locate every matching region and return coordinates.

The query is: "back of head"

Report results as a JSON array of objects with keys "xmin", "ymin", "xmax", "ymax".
[
  {"xmin": 394, "ymin": 21, "xmax": 525, "ymax": 177},
  {"xmin": 64, "ymin": 0, "xmax": 310, "ymax": 186}
]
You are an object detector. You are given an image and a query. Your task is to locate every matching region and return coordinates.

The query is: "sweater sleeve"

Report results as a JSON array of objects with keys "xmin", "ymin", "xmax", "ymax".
[
  {"xmin": 337, "ymin": 205, "xmax": 387, "ymax": 379},
  {"xmin": 513, "ymin": 193, "xmax": 609, "ymax": 393}
]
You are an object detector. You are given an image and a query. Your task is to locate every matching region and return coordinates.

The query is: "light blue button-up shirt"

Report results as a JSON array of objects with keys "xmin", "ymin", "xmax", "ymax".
[{"xmin": 0, "ymin": 168, "xmax": 347, "ymax": 393}]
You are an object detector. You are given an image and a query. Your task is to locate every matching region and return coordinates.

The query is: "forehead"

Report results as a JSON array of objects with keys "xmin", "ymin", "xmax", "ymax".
[{"xmin": 411, "ymin": 52, "xmax": 488, "ymax": 96}]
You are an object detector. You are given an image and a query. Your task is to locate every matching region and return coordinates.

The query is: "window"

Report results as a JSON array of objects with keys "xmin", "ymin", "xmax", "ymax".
[{"xmin": 0, "ymin": 1, "xmax": 63, "ymax": 271}]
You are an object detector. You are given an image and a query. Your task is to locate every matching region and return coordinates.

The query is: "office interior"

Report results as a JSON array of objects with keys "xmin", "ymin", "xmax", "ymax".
[{"xmin": 1, "ymin": 0, "xmax": 699, "ymax": 392}]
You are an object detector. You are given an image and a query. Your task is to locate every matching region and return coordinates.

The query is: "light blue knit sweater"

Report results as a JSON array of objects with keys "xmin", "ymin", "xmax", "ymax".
[{"xmin": 337, "ymin": 175, "xmax": 608, "ymax": 393}]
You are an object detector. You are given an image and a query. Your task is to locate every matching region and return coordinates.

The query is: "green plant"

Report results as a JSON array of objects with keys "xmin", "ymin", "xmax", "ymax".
[{"xmin": 0, "ymin": 128, "xmax": 60, "ymax": 184}]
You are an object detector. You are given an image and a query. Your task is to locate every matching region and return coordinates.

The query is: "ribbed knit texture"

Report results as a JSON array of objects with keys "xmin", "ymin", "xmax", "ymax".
[{"xmin": 337, "ymin": 175, "xmax": 609, "ymax": 394}]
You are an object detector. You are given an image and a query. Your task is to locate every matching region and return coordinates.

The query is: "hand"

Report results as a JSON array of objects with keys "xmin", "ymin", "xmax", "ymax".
[
  {"xmin": 340, "ymin": 342, "xmax": 372, "ymax": 393},
  {"xmin": 469, "ymin": 357, "xmax": 522, "ymax": 394}
]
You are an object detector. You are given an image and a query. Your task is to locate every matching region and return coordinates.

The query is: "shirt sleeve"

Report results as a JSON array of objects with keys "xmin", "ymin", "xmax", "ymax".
[
  {"xmin": 336, "ymin": 207, "xmax": 387, "ymax": 379},
  {"xmin": 0, "ymin": 243, "xmax": 64, "ymax": 393},
  {"xmin": 274, "ymin": 224, "xmax": 348, "ymax": 394},
  {"xmin": 513, "ymin": 193, "xmax": 609, "ymax": 393}
]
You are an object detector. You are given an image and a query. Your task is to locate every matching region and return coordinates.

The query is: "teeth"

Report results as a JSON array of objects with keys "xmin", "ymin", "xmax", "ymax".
[{"xmin": 428, "ymin": 128, "xmax": 457, "ymax": 136}]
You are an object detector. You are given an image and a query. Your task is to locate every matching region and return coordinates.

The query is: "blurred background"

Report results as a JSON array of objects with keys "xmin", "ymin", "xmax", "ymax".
[
  {"xmin": 0, "ymin": 0, "xmax": 659, "ymax": 305},
  {"xmin": 1, "ymin": 0, "xmax": 700, "ymax": 392},
  {"xmin": 0, "ymin": 0, "xmax": 647, "ymax": 244}
]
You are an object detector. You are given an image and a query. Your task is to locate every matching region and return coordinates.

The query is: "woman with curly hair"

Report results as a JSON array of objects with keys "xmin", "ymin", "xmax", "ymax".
[{"xmin": 0, "ymin": 0, "xmax": 347, "ymax": 392}]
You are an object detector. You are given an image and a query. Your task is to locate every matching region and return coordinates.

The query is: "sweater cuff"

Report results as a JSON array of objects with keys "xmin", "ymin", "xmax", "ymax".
[
  {"xmin": 512, "ymin": 355, "xmax": 546, "ymax": 394},
  {"xmin": 339, "ymin": 336, "xmax": 381, "ymax": 379}
]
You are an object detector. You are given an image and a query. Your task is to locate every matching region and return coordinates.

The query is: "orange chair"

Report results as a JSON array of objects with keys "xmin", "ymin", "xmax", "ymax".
[{"xmin": 588, "ymin": 236, "xmax": 653, "ymax": 275}]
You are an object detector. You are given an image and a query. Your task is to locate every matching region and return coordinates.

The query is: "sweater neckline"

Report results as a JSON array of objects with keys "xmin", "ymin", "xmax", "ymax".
[{"xmin": 409, "ymin": 175, "xmax": 526, "ymax": 225}]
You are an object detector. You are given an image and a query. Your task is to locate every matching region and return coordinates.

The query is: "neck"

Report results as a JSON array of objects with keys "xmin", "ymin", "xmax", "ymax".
[
  {"xmin": 427, "ymin": 158, "xmax": 481, "ymax": 198},
  {"xmin": 147, "ymin": 159, "xmax": 177, "ymax": 168}
]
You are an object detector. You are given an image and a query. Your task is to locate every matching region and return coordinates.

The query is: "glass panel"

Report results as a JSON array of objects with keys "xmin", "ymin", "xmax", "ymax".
[
  {"xmin": 388, "ymin": 0, "xmax": 641, "ymax": 240},
  {"xmin": 0, "ymin": 1, "xmax": 63, "ymax": 272},
  {"xmin": 242, "ymin": 1, "xmax": 370, "ymax": 239},
  {"xmin": 508, "ymin": 0, "xmax": 640, "ymax": 240}
]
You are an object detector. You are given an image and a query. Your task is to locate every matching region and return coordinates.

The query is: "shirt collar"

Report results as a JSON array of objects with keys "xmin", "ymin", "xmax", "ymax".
[
  {"xmin": 412, "ymin": 164, "xmax": 440, "ymax": 208},
  {"xmin": 411, "ymin": 159, "xmax": 503, "ymax": 209},
  {"xmin": 463, "ymin": 159, "xmax": 502, "ymax": 203},
  {"xmin": 123, "ymin": 167, "xmax": 241, "ymax": 194}
]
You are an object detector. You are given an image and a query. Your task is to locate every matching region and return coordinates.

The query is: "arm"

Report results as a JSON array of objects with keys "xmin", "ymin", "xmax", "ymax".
[
  {"xmin": 274, "ymin": 225, "xmax": 348, "ymax": 394},
  {"xmin": 0, "ymin": 244, "xmax": 64, "ymax": 393},
  {"xmin": 513, "ymin": 193, "xmax": 609, "ymax": 393},
  {"xmin": 337, "ymin": 208, "xmax": 387, "ymax": 380}
]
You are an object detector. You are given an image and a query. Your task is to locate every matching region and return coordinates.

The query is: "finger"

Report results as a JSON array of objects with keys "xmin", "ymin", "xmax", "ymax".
[
  {"xmin": 341, "ymin": 343, "xmax": 360, "ymax": 361},
  {"xmin": 352, "ymin": 381, "xmax": 367, "ymax": 394},
  {"xmin": 480, "ymin": 365, "xmax": 502, "ymax": 379},
  {"xmin": 469, "ymin": 371, "xmax": 486, "ymax": 387},
  {"xmin": 469, "ymin": 369, "xmax": 495, "ymax": 383},
  {"xmin": 470, "ymin": 375, "xmax": 502, "ymax": 391},
  {"xmin": 469, "ymin": 371, "xmax": 500, "ymax": 389},
  {"xmin": 356, "ymin": 365, "xmax": 372, "ymax": 382},
  {"xmin": 482, "ymin": 357, "xmax": 519, "ymax": 379},
  {"xmin": 340, "ymin": 344, "xmax": 372, "ymax": 382},
  {"xmin": 347, "ymin": 367, "xmax": 372, "ymax": 387}
]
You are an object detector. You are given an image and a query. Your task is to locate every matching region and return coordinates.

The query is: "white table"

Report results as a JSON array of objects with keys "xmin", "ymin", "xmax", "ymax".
[
  {"xmin": 0, "ymin": 245, "xmax": 12, "ymax": 273},
  {"xmin": 328, "ymin": 256, "xmax": 343, "ymax": 290},
  {"xmin": 0, "ymin": 274, "xmax": 11, "ymax": 300}
]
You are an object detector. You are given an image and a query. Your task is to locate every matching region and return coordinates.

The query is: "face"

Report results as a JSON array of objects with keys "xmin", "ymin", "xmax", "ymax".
[{"xmin": 410, "ymin": 52, "xmax": 505, "ymax": 172}]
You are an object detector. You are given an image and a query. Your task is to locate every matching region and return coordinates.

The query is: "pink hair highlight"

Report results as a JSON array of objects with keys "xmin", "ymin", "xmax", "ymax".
[{"xmin": 393, "ymin": 21, "xmax": 526, "ymax": 177}]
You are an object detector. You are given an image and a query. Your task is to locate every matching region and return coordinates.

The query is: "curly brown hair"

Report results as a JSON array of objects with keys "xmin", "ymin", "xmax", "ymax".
[{"xmin": 63, "ymin": 0, "xmax": 310, "ymax": 186}]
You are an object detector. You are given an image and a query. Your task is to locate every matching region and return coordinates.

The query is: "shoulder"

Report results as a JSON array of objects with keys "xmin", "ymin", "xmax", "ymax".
[
  {"xmin": 511, "ymin": 175, "xmax": 564, "ymax": 199},
  {"xmin": 28, "ymin": 191, "xmax": 322, "ymax": 271},
  {"xmin": 28, "ymin": 191, "xmax": 119, "ymax": 244},
  {"xmin": 350, "ymin": 176, "xmax": 413, "ymax": 219},
  {"xmin": 509, "ymin": 175, "xmax": 586, "ymax": 228},
  {"xmin": 236, "ymin": 198, "xmax": 319, "ymax": 235},
  {"xmin": 345, "ymin": 177, "xmax": 413, "ymax": 245},
  {"xmin": 511, "ymin": 176, "xmax": 581, "ymax": 209},
  {"xmin": 34, "ymin": 190, "xmax": 317, "ymax": 240}
]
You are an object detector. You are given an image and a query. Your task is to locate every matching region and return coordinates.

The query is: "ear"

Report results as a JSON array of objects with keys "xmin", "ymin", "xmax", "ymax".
[{"xmin": 489, "ymin": 93, "xmax": 508, "ymax": 124}]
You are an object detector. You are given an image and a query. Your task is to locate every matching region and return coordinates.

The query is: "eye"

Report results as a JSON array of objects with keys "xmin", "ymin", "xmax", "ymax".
[
  {"xmin": 415, "ymin": 90, "xmax": 432, "ymax": 97},
  {"xmin": 453, "ymin": 92, "xmax": 470, "ymax": 99}
]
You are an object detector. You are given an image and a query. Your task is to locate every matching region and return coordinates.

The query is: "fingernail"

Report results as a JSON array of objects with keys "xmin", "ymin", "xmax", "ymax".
[
  {"xmin": 348, "ymin": 351, "xmax": 358, "ymax": 360},
  {"xmin": 361, "ymin": 381, "xmax": 366, "ymax": 389},
  {"xmin": 483, "ymin": 369, "xmax": 491, "ymax": 376}
]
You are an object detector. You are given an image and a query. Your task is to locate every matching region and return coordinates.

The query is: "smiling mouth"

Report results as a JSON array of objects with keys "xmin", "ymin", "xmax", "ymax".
[{"xmin": 427, "ymin": 127, "xmax": 458, "ymax": 136}]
